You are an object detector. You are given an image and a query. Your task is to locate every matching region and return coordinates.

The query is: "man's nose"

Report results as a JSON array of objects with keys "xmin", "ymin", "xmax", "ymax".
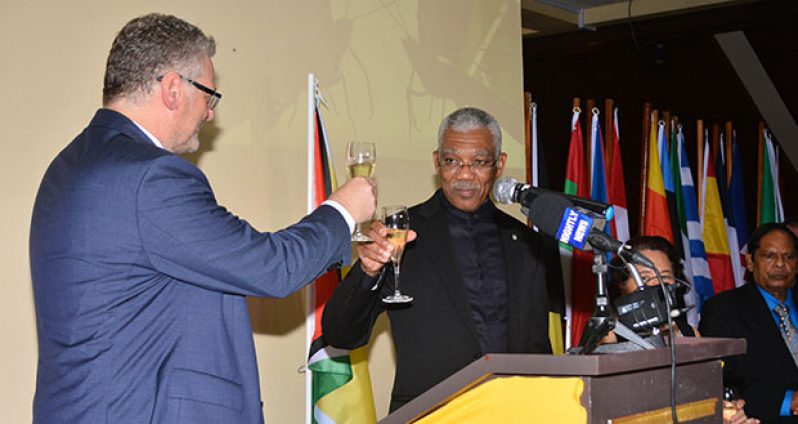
[{"xmin": 453, "ymin": 163, "xmax": 477, "ymax": 176}]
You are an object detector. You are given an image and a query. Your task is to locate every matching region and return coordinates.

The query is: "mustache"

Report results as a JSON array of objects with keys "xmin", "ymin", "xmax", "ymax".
[{"xmin": 451, "ymin": 181, "xmax": 481, "ymax": 190}]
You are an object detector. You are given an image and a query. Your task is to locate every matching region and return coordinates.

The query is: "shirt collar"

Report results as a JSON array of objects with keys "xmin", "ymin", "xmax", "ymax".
[
  {"xmin": 756, "ymin": 284, "xmax": 796, "ymax": 311},
  {"xmin": 438, "ymin": 190, "xmax": 495, "ymax": 222},
  {"xmin": 130, "ymin": 120, "xmax": 166, "ymax": 150},
  {"xmin": 756, "ymin": 284, "xmax": 798, "ymax": 328}
]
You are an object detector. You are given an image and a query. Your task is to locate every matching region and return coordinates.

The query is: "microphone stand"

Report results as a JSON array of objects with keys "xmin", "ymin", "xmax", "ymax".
[{"xmin": 568, "ymin": 251, "xmax": 657, "ymax": 354}]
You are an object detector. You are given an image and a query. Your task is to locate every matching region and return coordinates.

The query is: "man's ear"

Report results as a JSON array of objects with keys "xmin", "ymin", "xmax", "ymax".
[
  {"xmin": 745, "ymin": 253, "xmax": 755, "ymax": 272},
  {"xmin": 158, "ymin": 72, "xmax": 182, "ymax": 111},
  {"xmin": 495, "ymin": 152, "xmax": 508, "ymax": 177}
]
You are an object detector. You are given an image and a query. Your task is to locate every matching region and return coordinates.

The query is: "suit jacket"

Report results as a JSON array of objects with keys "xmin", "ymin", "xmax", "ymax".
[
  {"xmin": 699, "ymin": 282, "xmax": 798, "ymax": 422},
  {"xmin": 30, "ymin": 109, "xmax": 351, "ymax": 424},
  {"xmin": 322, "ymin": 191, "xmax": 559, "ymax": 411}
]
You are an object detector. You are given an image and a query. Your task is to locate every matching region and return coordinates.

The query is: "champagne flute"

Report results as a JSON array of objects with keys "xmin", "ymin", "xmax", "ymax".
[
  {"xmin": 382, "ymin": 205, "xmax": 413, "ymax": 304},
  {"xmin": 346, "ymin": 141, "xmax": 376, "ymax": 242},
  {"xmin": 722, "ymin": 386, "xmax": 739, "ymax": 421}
]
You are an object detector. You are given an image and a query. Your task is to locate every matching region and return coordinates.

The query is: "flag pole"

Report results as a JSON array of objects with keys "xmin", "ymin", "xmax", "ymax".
[
  {"xmin": 305, "ymin": 73, "xmax": 316, "ymax": 424},
  {"xmin": 725, "ymin": 121, "xmax": 734, "ymax": 188},
  {"xmin": 697, "ymin": 119, "xmax": 704, "ymax": 213},
  {"xmin": 639, "ymin": 103, "xmax": 651, "ymax": 235},
  {"xmin": 524, "ymin": 92, "xmax": 532, "ymax": 187},
  {"xmin": 585, "ymin": 99, "xmax": 595, "ymax": 169},
  {"xmin": 756, "ymin": 121, "xmax": 765, "ymax": 224},
  {"xmin": 663, "ymin": 110, "xmax": 671, "ymax": 147},
  {"xmin": 604, "ymin": 99, "xmax": 614, "ymax": 170}
]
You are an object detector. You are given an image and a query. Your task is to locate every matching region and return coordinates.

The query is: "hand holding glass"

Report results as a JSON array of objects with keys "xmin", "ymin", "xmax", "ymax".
[
  {"xmin": 722, "ymin": 386, "xmax": 738, "ymax": 421},
  {"xmin": 382, "ymin": 205, "xmax": 412, "ymax": 304},
  {"xmin": 346, "ymin": 141, "xmax": 376, "ymax": 242}
]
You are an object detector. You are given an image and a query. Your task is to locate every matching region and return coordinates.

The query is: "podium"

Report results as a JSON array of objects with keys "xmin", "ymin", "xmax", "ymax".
[{"xmin": 380, "ymin": 337, "xmax": 745, "ymax": 423}]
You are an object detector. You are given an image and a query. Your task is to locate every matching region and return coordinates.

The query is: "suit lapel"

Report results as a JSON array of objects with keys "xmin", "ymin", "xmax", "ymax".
[
  {"xmin": 497, "ymin": 212, "xmax": 531, "ymax": 351},
  {"xmin": 415, "ymin": 194, "xmax": 481, "ymax": 347}
]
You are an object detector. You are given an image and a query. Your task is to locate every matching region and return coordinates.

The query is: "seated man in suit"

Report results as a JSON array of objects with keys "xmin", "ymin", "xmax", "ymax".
[
  {"xmin": 30, "ymin": 13, "xmax": 376, "ymax": 424},
  {"xmin": 700, "ymin": 223, "xmax": 798, "ymax": 422},
  {"xmin": 322, "ymin": 107, "xmax": 562, "ymax": 412}
]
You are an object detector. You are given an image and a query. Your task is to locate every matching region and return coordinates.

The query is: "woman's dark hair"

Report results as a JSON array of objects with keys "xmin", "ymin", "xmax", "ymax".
[{"xmin": 607, "ymin": 236, "xmax": 686, "ymax": 303}]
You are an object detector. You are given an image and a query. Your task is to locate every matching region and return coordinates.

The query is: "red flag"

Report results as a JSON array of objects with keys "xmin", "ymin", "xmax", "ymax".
[
  {"xmin": 562, "ymin": 108, "xmax": 593, "ymax": 347},
  {"xmin": 607, "ymin": 108, "xmax": 629, "ymax": 242}
]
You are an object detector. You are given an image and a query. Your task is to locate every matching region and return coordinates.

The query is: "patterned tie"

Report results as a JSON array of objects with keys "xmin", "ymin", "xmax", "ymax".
[{"xmin": 774, "ymin": 303, "xmax": 798, "ymax": 366}]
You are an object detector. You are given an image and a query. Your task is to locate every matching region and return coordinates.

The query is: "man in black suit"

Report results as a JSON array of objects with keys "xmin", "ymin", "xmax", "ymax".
[
  {"xmin": 322, "ymin": 107, "xmax": 562, "ymax": 411},
  {"xmin": 700, "ymin": 223, "xmax": 798, "ymax": 422}
]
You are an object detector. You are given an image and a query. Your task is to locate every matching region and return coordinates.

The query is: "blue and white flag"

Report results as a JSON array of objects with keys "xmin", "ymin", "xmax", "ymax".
[{"xmin": 677, "ymin": 126, "xmax": 713, "ymax": 322}]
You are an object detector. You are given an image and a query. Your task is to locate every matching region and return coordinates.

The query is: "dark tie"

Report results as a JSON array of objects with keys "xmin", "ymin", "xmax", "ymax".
[{"xmin": 774, "ymin": 303, "xmax": 798, "ymax": 366}]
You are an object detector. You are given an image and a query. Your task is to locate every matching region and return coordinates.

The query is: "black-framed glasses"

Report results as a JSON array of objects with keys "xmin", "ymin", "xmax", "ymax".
[
  {"xmin": 437, "ymin": 157, "xmax": 498, "ymax": 173},
  {"xmin": 156, "ymin": 74, "xmax": 222, "ymax": 110}
]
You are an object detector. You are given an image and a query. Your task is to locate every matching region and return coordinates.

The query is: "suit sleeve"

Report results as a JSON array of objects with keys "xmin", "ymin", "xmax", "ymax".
[
  {"xmin": 136, "ymin": 155, "xmax": 351, "ymax": 298},
  {"xmin": 322, "ymin": 263, "xmax": 388, "ymax": 348}
]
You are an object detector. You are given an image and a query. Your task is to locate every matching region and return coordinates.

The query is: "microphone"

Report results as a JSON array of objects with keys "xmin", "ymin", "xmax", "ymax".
[
  {"xmin": 527, "ymin": 192, "xmax": 597, "ymax": 251},
  {"xmin": 508, "ymin": 188, "xmax": 655, "ymax": 269},
  {"xmin": 586, "ymin": 230, "xmax": 656, "ymax": 269},
  {"xmin": 493, "ymin": 177, "xmax": 614, "ymax": 221}
]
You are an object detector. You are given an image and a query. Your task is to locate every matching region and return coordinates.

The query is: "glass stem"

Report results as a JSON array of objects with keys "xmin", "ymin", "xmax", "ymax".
[{"xmin": 393, "ymin": 261, "xmax": 401, "ymax": 296}]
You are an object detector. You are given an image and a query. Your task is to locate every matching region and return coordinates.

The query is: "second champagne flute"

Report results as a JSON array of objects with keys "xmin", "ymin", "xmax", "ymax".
[
  {"xmin": 346, "ymin": 141, "xmax": 376, "ymax": 242},
  {"xmin": 382, "ymin": 205, "xmax": 413, "ymax": 304}
]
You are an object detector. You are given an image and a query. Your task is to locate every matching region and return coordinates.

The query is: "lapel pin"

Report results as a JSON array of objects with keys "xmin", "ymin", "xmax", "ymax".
[{"xmin": 511, "ymin": 233, "xmax": 518, "ymax": 241}]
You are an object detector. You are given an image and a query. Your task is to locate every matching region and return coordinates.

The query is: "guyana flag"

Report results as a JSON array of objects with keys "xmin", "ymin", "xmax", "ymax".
[{"xmin": 306, "ymin": 75, "xmax": 375, "ymax": 424}]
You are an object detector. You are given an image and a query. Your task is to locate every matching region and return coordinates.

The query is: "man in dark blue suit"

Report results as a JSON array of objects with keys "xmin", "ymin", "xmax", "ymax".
[
  {"xmin": 701, "ymin": 223, "xmax": 798, "ymax": 423},
  {"xmin": 29, "ymin": 13, "xmax": 376, "ymax": 424}
]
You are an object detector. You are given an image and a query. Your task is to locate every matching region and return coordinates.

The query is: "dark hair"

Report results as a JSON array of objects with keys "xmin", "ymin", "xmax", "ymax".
[
  {"xmin": 747, "ymin": 222, "xmax": 798, "ymax": 256},
  {"xmin": 784, "ymin": 216, "xmax": 798, "ymax": 229},
  {"xmin": 103, "ymin": 13, "xmax": 216, "ymax": 104},
  {"xmin": 607, "ymin": 236, "xmax": 685, "ymax": 302}
]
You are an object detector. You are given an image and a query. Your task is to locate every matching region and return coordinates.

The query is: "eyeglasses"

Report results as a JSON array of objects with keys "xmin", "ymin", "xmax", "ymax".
[
  {"xmin": 756, "ymin": 250, "xmax": 798, "ymax": 263},
  {"xmin": 437, "ymin": 157, "xmax": 497, "ymax": 174},
  {"xmin": 156, "ymin": 74, "xmax": 222, "ymax": 110},
  {"xmin": 640, "ymin": 274, "xmax": 676, "ymax": 286}
]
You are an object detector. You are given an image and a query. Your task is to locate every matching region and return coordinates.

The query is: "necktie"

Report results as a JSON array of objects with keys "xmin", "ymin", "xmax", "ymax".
[{"xmin": 774, "ymin": 303, "xmax": 798, "ymax": 366}]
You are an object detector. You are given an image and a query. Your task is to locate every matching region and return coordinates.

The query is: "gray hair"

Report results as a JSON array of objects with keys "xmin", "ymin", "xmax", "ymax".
[
  {"xmin": 436, "ymin": 107, "xmax": 502, "ymax": 158},
  {"xmin": 103, "ymin": 13, "xmax": 216, "ymax": 104}
]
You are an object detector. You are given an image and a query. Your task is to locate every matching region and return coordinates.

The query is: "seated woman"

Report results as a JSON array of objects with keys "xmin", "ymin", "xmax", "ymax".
[
  {"xmin": 602, "ymin": 235, "xmax": 758, "ymax": 424},
  {"xmin": 605, "ymin": 235, "xmax": 697, "ymax": 341}
]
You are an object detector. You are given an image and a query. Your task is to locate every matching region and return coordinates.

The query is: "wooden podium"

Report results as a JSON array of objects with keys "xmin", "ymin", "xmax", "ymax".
[{"xmin": 380, "ymin": 337, "xmax": 745, "ymax": 424}]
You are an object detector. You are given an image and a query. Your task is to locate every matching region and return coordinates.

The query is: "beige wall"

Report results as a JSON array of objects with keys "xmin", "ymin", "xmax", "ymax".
[{"xmin": 0, "ymin": 0, "xmax": 525, "ymax": 422}]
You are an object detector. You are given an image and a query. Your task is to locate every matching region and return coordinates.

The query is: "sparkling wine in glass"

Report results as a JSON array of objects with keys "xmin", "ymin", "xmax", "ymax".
[
  {"xmin": 346, "ymin": 142, "xmax": 376, "ymax": 242},
  {"xmin": 722, "ymin": 386, "xmax": 739, "ymax": 421},
  {"xmin": 382, "ymin": 205, "xmax": 412, "ymax": 304}
]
